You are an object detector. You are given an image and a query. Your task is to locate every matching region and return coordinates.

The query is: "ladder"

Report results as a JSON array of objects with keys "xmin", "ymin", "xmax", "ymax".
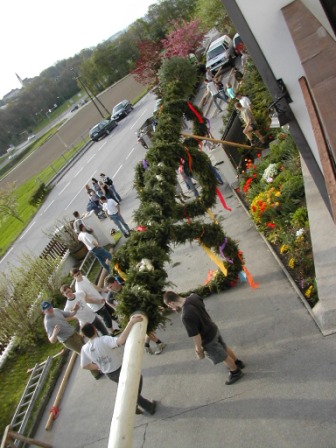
[{"xmin": 10, "ymin": 357, "xmax": 53, "ymax": 447}]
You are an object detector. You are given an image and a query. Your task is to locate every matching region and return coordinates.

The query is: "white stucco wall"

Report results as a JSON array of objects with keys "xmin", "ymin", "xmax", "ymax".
[{"xmin": 235, "ymin": 0, "xmax": 335, "ymax": 172}]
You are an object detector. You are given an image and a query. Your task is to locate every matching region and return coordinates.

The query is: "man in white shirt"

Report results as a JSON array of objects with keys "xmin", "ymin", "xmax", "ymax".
[
  {"xmin": 204, "ymin": 79, "xmax": 227, "ymax": 112},
  {"xmin": 100, "ymin": 196, "xmax": 131, "ymax": 238},
  {"xmin": 78, "ymin": 224, "xmax": 112, "ymax": 272},
  {"xmin": 70, "ymin": 268, "xmax": 120, "ymax": 336},
  {"xmin": 81, "ymin": 315, "xmax": 156, "ymax": 415},
  {"xmin": 60, "ymin": 284, "xmax": 108, "ymax": 335},
  {"xmin": 236, "ymin": 93, "xmax": 253, "ymax": 110}
]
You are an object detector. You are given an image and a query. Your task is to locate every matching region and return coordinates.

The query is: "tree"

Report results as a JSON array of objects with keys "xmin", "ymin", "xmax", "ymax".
[
  {"xmin": 0, "ymin": 182, "xmax": 23, "ymax": 223},
  {"xmin": 132, "ymin": 40, "xmax": 164, "ymax": 85},
  {"xmin": 158, "ymin": 57, "xmax": 198, "ymax": 99},
  {"xmin": 194, "ymin": 0, "xmax": 235, "ymax": 35},
  {"xmin": 162, "ymin": 19, "xmax": 205, "ymax": 58}
]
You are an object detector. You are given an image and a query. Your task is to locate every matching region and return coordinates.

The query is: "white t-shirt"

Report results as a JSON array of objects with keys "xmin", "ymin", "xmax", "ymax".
[
  {"xmin": 78, "ymin": 232, "xmax": 98, "ymax": 251},
  {"xmin": 239, "ymin": 96, "xmax": 252, "ymax": 110},
  {"xmin": 81, "ymin": 335, "xmax": 123, "ymax": 374},
  {"xmin": 102, "ymin": 198, "xmax": 118, "ymax": 216},
  {"xmin": 75, "ymin": 275, "xmax": 105, "ymax": 312},
  {"xmin": 64, "ymin": 291, "xmax": 96, "ymax": 326},
  {"xmin": 206, "ymin": 81, "xmax": 219, "ymax": 96}
]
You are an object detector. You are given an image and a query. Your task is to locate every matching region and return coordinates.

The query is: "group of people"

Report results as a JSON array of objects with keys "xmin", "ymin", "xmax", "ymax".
[
  {"xmin": 203, "ymin": 53, "xmax": 266, "ymax": 147},
  {"xmin": 84, "ymin": 173, "xmax": 122, "ymax": 218}
]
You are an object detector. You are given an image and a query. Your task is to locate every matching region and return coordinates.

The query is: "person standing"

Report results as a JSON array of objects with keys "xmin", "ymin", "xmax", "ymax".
[
  {"xmin": 70, "ymin": 268, "xmax": 120, "ymax": 335},
  {"xmin": 100, "ymin": 173, "xmax": 122, "ymax": 202},
  {"xmin": 236, "ymin": 93, "xmax": 253, "ymax": 111},
  {"xmin": 41, "ymin": 301, "xmax": 101, "ymax": 379},
  {"xmin": 104, "ymin": 274, "xmax": 166, "ymax": 355},
  {"xmin": 81, "ymin": 316, "xmax": 156, "ymax": 415},
  {"xmin": 204, "ymin": 79, "xmax": 227, "ymax": 112},
  {"xmin": 100, "ymin": 196, "xmax": 131, "ymax": 238},
  {"xmin": 163, "ymin": 291, "xmax": 245, "ymax": 385},
  {"xmin": 234, "ymin": 102, "xmax": 265, "ymax": 146},
  {"xmin": 78, "ymin": 224, "xmax": 112, "ymax": 272},
  {"xmin": 60, "ymin": 284, "xmax": 109, "ymax": 335}
]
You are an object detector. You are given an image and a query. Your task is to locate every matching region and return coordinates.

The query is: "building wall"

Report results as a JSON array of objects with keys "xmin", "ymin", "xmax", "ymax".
[{"xmin": 235, "ymin": 0, "xmax": 335, "ymax": 171}]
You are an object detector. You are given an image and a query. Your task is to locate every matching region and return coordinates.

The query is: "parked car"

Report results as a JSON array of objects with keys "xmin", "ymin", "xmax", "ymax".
[
  {"xmin": 111, "ymin": 100, "xmax": 133, "ymax": 121},
  {"xmin": 70, "ymin": 104, "xmax": 79, "ymax": 112},
  {"xmin": 233, "ymin": 33, "xmax": 244, "ymax": 56},
  {"xmin": 27, "ymin": 134, "xmax": 36, "ymax": 141},
  {"xmin": 89, "ymin": 119, "xmax": 118, "ymax": 142},
  {"xmin": 205, "ymin": 35, "xmax": 235, "ymax": 74}
]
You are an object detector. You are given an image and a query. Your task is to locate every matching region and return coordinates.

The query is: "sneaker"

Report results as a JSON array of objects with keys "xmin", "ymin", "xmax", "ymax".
[
  {"xmin": 146, "ymin": 400, "xmax": 156, "ymax": 415},
  {"xmin": 154, "ymin": 342, "xmax": 166, "ymax": 355},
  {"xmin": 145, "ymin": 346, "xmax": 154, "ymax": 355},
  {"xmin": 135, "ymin": 407, "xmax": 143, "ymax": 415},
  {"xmin": 124, "ymin": 233, "xmax": 130, "ymax": 238},
  {"xmin": 235, "ymin": 359, "xmax": 245, "ymax": 369},
  {"xmin": 225, "ymin": 369, "xmax": 244, "ymax": 385}
]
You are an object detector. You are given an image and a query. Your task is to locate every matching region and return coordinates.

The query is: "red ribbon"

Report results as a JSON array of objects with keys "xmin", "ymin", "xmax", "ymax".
[
  {"xmin": 50, "ymin": 406, "xmax": 60, "ymax": 420},
  {"xmin": 187, "ymin": 101, "xmax": 204, "ymax": 123},
  {"xmin": 183, "ymin": 147, "xmax": 193, "ymax": 173},
  {"xmin": 183, "ymin": 208, "xmax": 191, "ymax": 224},
  {"xmin": 216, "ymin": 188, "xmax": 232, "ymax": 211}
]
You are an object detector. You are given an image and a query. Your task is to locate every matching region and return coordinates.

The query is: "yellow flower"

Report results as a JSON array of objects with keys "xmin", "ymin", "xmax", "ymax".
[
  {"xmin": 275, "ymin": 191, "xmax": 281, "ymax": 197},
  {"xmin": 288, "ymin": 258, "xmax": 295, "ymax": 269},
  {"xmin": 305, "ymin": 285, "xmax": 313, "ymax": 298},
  {"xmin": 280, "ymin": 244, "xmax": 289, "ymax": 254}
]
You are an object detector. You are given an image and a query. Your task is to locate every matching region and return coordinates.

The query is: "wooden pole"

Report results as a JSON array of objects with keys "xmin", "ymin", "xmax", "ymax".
[
  {"xmin": 1, "ymin": 425, "xmax": 52, "ymax": 448},
  {"xmin": 108, "ymin": 314, "xmax": 148, "ymax": 448},
  {"xmin": 181, "ymin": 132, "xmax": 264, "ymax": 151},
  {"xmin": 45, "ymin": 352, "xmax": 77, "ymax": 431}
]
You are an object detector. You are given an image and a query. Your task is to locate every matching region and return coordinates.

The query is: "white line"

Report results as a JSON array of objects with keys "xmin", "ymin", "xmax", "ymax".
[
  {"xmin": 74, "ymin": 167, "xmax": 83, "ymax": 178},
  {"xmin": 87, "ymin": 154, "xmax": 96, "ymax": 164},
  {"xmin": 97, "ymin": 141, "xmax": 107, "ymax": 152},
  {"xmin": 0, "ymin": 247, "xmax": 13, "ymax": 264},
  {"xmin": 58, "ymin": 181, "xmax": 70, "ymax": 196},
  {"xmin": 19, "ymin": 221, "xmax": 36, "ymax": 240},
  {"xmin": 126, "ymin": 148, "xmax": 135, "ymax": 160},
  {"xmin": 113, "ymin": 165, "xmax": 123, "ymax": 179},
  {"xmin": 130, "ymin": 109, "xmax": 148, "ymax": 129},
  {"xmin": 41, "ymin": 200, "xmax": 55, "ymax": 215}
]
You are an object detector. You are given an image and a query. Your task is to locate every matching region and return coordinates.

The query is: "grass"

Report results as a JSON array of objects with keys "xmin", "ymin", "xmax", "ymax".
[{"xmin": 0, "ymin": 340, "xmax": 63, "ymax": 437}]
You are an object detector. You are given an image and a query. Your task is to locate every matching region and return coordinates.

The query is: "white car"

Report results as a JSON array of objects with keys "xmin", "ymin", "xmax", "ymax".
[{"xmin": 27, "ymin": 134, "xmax": 36, "ymax": 141}]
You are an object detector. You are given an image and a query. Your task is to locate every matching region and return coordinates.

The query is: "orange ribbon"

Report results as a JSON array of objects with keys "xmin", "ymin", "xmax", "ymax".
[{"xmin": 238, "ymin": 251, "xmax": 259, "ymax": 289}]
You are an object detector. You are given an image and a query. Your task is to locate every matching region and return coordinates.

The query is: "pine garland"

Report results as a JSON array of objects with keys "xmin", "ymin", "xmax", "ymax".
[{"xmin": 113, "ymin": 66, "xmax": 243, "ymax": 331}]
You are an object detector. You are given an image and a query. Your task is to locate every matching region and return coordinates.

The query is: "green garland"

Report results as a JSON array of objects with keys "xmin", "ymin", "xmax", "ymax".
[{"xmin": 113, "ymin": 72, "xmax": 243, "ymax": 331}]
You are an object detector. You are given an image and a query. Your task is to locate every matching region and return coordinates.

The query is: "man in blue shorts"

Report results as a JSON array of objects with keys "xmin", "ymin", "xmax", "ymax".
[{"xmin": 163, "ymin": 291, "xmax": 245, "ymax": 385}]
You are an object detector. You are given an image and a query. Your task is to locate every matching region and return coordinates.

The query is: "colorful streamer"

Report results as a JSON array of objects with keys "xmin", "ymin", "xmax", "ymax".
[
  {"xmin": 238, "ymin": 251, "xmax": 259, "ymax": 289},
  {"xmin": 216, "ymin": 188, "xmax": 232, "ymax": 211},
  {"xmin": 200, "ymin": 243, "xmax": 228, "ymax": 276}
]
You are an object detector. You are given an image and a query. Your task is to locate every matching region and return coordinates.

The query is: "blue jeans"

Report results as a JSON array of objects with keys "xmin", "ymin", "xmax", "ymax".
[
  {"xmin": 109, "ymin": 213, "xmax": 130, "ymax": 236},
  {"xmin": 91, "ymin": 246, "xmax": 112, "ymax": 272},
  {"xmin": 108, "ymin": 184, "xmax": 122, "ymax": 202}
]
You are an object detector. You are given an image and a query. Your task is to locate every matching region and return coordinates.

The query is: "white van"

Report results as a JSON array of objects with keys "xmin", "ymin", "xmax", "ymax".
[{"xmin": 206, "ymin": 35, "xmax": 235, "ymax": 74}]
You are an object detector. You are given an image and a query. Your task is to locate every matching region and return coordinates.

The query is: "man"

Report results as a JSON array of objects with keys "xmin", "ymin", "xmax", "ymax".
[
  {"xmin": 81, "ymin": 315, "xmax": 156, "ymax": 415},
  {"xmin": 60, "ymin": 284, "xmax": 109, "ymax": 335},
  {"xmin": 100, "ymin": 195, "xmax": 131, "ymax": 238},
  {"xmin": 104, "ymin": 274, "xmax": 166, "ymax": 355},
  {"xmin": 41, "ymin": 301, "xmax": 101, "ymax": 379},
  {"xmin": 163, "ymin": 291, "xmax": 245, "ymax": 385},
  {"xmin": 236, "ymin": 93, "xmax": 253, "ymax": 111},
  {"xmin": 77, "ymin": 223, "xmax": 112, "ymax": 271},
  {"xmin": 234, "ymin": 102, "xmax": 265, "ymax": 146},
  {"xmin": 99, "ymin": 173, "xmax": 122, "ymax": 202},
  {"xmin": 204, "ymin": 78, "xmax": 227, "ymax": 112},
  {"xmin": 73, "ymin": 211, "xmax": 92, "ymax": 235},
  {"xmin": 70, "ymin": 268, "xmax": 120, "ymax": 336}
]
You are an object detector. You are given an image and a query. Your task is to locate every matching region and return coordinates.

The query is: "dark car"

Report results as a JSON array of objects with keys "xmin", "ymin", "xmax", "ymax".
[
  {"xmin": 89, "ymin": 119, "xmax": 118, "ymax": 142},
  {"xmin": 70, "ymin": 104, "xmax": 79, "ymax": 112},
  {"xmin": 111, "ymin": 100, "xmax": 133, "ymax": 121}
]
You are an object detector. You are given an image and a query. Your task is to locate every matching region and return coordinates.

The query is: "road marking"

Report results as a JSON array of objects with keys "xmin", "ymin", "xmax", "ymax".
[
  {"xmin": 87, "ymin": 154, "xmax": 96, "ymax": 164},
  {"xmin": 113, "ymin": 165, "xmax": 123, "ymax": 179},
  {"xmin": 0, "ymin": 247, "xmax": 13, "ymax": 264},
  {"xmin": 41, "ymin": 200, "xmax": 55, "ymax": 215},
  {"xmin": 126, "ymin": 148, "xmax": 135, "ymax": 160},
  {"xmin": 19, "ymin": 221, "xmax": 36, "ymax": 240},
  {"xmin": 58, "ymin": 181, "xmax": 70, "ymax": 196},
  {"xmin": 74, "ymin": 167, "xmax": 83, "ymax": 178},
  {"xmin": 130, "ymin": 109, "xmax": 148, "ymax": 129},
  {"xmin": 97, "ymin": 142, "xmax": 107, "ymax": 152}
]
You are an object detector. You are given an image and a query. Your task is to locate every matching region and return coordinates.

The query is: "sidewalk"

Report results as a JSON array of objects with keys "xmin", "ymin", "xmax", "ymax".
[{"xmin": 34, "ymin": 88, "xmax": 336, "ymax": 448}]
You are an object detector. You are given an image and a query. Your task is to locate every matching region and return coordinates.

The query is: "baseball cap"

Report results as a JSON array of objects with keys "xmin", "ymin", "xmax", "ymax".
[{"xmin": 41, "ymin": 301, "xmax": 52, "ymax": 311}]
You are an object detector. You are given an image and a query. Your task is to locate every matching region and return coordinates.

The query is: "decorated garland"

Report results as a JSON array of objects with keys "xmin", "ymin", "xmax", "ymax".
[{"xmin": 113, "ymin": 59, "xmax": 244, "ymax": 332}]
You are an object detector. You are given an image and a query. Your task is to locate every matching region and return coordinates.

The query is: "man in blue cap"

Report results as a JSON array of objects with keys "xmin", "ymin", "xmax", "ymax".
[{"xmin": 41, "ymin": 301, "xmax": 101, "ymax": 379}]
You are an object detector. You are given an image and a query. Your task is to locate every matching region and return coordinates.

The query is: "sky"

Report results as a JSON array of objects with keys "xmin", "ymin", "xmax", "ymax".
[{"xmin": 0, "ymin": 0, "xmax": 157, "ymax": 99}]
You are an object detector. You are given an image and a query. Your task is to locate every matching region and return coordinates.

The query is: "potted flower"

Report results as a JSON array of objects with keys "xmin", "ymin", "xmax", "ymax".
[{"xmin": 45, "ymin": 218, "xmax": 88, "ymax": 260}]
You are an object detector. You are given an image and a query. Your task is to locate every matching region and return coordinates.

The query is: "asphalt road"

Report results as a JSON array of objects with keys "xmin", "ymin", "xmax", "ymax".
[{"xmin": 0, "ymin": 93, "xmax": 157, "ymax": 273}]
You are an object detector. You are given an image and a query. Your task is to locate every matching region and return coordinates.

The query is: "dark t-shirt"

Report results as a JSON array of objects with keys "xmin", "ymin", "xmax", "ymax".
[{"xmin": 182, "ymin": 294, "xmax": 218, "ymax": 345}]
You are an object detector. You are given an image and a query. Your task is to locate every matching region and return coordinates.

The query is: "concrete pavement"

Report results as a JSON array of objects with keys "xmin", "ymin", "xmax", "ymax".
[{"xmin": 33, "ymin": 87, "xmax": 336, "ymax": 448}]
